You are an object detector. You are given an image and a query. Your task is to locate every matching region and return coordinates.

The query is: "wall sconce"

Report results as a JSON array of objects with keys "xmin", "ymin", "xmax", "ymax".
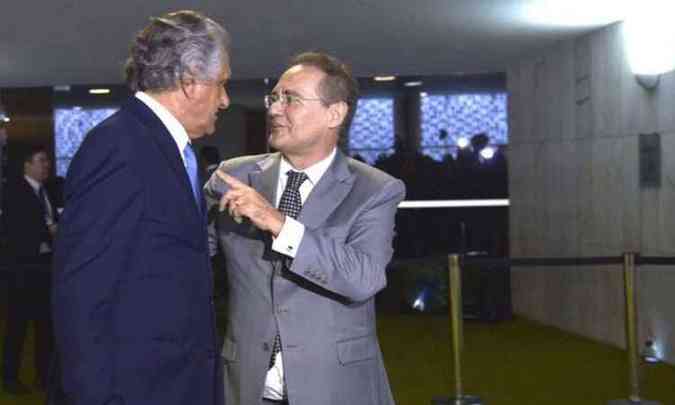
[
  {"xmin": 623, "ymin": 6, "xmax": 675, "ymax": 92},
  {"xmin": 635, "ymin": 74, "xmax": 661, "ymax": 90}
]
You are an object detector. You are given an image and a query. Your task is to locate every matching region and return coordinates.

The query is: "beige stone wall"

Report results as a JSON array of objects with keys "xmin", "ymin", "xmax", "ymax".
[{"xmin": 507, "ymin": 22, "xmax": 675, "ymax": 363}]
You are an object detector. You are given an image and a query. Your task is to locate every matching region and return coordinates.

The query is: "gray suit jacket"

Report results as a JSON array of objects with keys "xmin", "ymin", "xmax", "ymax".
[{"xmin": 204, "ymin": 150, "xmax": 405, "ymax": 405}]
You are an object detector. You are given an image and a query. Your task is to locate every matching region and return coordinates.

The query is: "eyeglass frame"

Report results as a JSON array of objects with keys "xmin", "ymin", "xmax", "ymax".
[{"xmin": 264, "ymin": 91, "xmax": 325, "ymax": 109}]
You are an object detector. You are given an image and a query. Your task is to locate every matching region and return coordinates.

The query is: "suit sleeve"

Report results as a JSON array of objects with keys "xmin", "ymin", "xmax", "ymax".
[
  {"xmin": 287, "ymin": 178, "xmax": 405, "ymax": 303},
  {"xmin": 204, "ymin": 162, "xmax": 230, "ymax": 255},
  {"xmin": 52, "ymin": 127, "xmax": 143, "ymax": 405}
]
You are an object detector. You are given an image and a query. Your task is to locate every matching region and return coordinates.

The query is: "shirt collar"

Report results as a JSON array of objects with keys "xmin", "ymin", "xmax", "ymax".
[
  {"xmin": 135, "ymin": 91, "xmax": 191, "ymax": 156},
  {"xmin": 24, "ymin": 175, "xmax": 42, "ymax": 192},
  {"xmin": 279, "ymin": 148, "xmax": 337, "ymax": 186}
]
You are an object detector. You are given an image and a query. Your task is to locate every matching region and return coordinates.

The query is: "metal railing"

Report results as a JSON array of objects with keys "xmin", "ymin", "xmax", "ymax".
[{"xmin": 436, "ymin": 252, "xmax": 672, "ymax": 405}]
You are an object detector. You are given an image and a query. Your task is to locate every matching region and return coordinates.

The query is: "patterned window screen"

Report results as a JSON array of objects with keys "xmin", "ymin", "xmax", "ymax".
[
  {"xmin": 420, "ymin": 93, "xmax": 507, "ymax": 161},
  {"xmin": 54, "ymin": 107, "xmax": 118, "ymax": 176},
  {"xmin": 347, "ymin": 98, "xmax": 394, "ymax": 164}
]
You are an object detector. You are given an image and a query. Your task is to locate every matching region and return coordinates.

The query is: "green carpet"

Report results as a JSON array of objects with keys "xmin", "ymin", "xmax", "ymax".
[
  {"xmin": 379, "ymin": 314, "xmax": 675, "ymax": 405},
  {"xmin": 1, "ymin": 313, "xmax": 673, "ymax": 404}
]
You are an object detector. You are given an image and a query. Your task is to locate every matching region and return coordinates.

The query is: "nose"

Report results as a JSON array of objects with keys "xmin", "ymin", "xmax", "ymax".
[
  {"xmin": 219, "ymin": 90, "xmax": 230, "ymax": 110},
  {"xmin": 267, "ymin": 97, "xmax": 284, "ymax": 116}
]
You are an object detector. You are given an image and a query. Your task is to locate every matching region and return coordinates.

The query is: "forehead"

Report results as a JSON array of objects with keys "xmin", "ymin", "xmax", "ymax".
[
  {"xmin": 275, "ymin": 65, "xmax": 325, "ymax": 92},
  {"xmin": 216, "ymin": 51, "xmax": 232, "ymax": 80},
  {"xmin": 219, "ymin": 62, "xmax": 232, "ymax": 81}
]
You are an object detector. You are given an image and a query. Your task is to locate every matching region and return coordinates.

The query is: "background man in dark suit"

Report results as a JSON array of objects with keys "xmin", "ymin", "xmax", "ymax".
[
  {"xmin": 2, "ymin": 146, "xmax": 57, "ymax": 395},
  {"xmin": 205, "ymin": 52, "xmax": 405, "ymax": 405},
  {"xmin": 52, "ymin": 10, "xmax": 231, "ymax": 405}
]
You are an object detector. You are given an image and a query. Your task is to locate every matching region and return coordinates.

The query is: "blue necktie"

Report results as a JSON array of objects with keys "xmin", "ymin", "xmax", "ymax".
[{"xmin": 183, "ymin": 143, "xmax": 202, "ymax": 211}]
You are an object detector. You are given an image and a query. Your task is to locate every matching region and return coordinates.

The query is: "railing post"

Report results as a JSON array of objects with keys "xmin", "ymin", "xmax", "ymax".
[
  {"xmin": 449, "ymin": 254, "xmax": 464, "ymax": 398},
  {"xmin": 432, "ymin": 254, "xmax": 481, "ymax": 405},
  {"xmin": 608, "ymin": 252, "xmax": 660, "ymax": 405},
  {"xmin": 625, "ymin": 252, "xmax": 641, "ymax": 402}
]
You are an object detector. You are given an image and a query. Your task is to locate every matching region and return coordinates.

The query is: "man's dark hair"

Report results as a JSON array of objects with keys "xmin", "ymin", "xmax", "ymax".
[
  {"xmin": 20, "ymin": 145, "xmax": 47, "ymax": 166},
  {"xmin": 288, "ymin": 52, "xmax": 359, "ymax": 137},
  {"xmin": 125, "ymin": 10, "xmax": 230, "ymax": 92}
]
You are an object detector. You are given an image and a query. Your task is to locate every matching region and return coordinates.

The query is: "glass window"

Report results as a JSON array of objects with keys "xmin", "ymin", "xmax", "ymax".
[
  {"xmin": 420, "ymin": 93, "xmax": 508, "ymax": 161},
  {"xmin": 347, "ymin": 98, "xmax": 394, "ymax": 164},
  {"xmin": 54, "ymin": 107, "xmax": 118, "ymax": 176}
]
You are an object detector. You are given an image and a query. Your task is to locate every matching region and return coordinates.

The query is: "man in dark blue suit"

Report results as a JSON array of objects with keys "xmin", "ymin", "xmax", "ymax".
[{"xmin": 52, "ymin": 10, "xmax": 231, "ymax": 405}]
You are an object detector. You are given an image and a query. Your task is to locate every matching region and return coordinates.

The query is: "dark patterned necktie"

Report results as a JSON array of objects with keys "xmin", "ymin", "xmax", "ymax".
[{"xmin": 269, "ymin": 170, "xmax": 308, "ymax": 369}]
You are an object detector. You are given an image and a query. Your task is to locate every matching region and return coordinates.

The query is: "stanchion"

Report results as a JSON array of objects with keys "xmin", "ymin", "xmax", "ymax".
[
  {"xmin": 608, "ymin": 252, "xmax": 660, "ymax": 405},
  {"xmin": 432, "ymin": 254, "xmax": 482, "ymax": 405}
]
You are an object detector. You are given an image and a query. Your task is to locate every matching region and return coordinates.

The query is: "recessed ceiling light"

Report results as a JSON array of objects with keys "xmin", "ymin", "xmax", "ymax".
[
  {"xmin": 374, "ymin": 75, "xmax": 396, "ymax": 82},
  {"xmin": 89, "ymin": 88, "xmax": 111, "ymax": 95},
  {"xmin": 404, "ymin": 81, "xmax": 423, "ymax": 87}
]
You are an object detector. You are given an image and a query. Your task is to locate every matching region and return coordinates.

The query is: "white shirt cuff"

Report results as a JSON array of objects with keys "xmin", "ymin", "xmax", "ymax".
[{"xmin": 272, "ymin": 216, "xmax": 305, "ymax": 258}]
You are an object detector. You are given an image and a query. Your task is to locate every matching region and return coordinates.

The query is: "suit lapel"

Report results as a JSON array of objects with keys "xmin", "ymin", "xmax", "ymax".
[
  {"xmin": 20, "ymin": 179, "xmax": 44, "ymax": 217},
  {"xmin": 249, "ymin": 153, "xmax": 280, "ymax": 206},
  {"xmin": 298, "ymin": 150, "xmax": 354, "ymax": 229},
  {"xmin": 248, "ymin": 153, "xmax": 282, "ymax": 263},
  {"xmin": 125, "ymin": 97, "xmax": 200, "ymax": 218}
]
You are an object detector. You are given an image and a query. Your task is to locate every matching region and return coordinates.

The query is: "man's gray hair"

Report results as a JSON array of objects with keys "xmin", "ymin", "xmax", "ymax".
[{"xmin": 125, "ymin": 10, "xmax": 230, "ymax": 92}]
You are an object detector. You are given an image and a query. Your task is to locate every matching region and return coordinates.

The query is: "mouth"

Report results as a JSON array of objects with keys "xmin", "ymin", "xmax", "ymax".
[{"xmin": 268, "ymin": 121, "xmax": 287, "ymax": 131}]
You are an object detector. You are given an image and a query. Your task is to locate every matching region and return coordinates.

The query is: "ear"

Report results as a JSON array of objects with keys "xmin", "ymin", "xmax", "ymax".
[
  {"xmin": 179, "ymin": 77, "xmax": 199, "ymax": 100},
  {"xmin": 327, "ymin": 101, "xmax": 348, "ymax": 129}
]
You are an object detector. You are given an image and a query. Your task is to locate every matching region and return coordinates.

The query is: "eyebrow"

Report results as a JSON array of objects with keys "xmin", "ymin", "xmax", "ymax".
[{"xmin": 271, "ymin": 89, "xmax": 300, "ymax": 96}]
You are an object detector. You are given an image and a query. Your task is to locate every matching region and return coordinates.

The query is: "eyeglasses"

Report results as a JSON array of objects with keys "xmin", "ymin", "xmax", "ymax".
[{"xmin": 264, "ymin": 92, "xmax": 323, "ymax": 109}]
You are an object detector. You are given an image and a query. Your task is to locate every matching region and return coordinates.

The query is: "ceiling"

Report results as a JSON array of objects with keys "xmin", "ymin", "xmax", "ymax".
[{"xmin": 0, "ymin": 0, "xmax": 623, "ymax": 88}]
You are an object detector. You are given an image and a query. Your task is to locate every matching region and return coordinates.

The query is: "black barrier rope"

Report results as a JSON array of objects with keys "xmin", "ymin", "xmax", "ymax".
[{"xmin": 461, "ymin": 255, "xmax": 675, "ymax": 267}]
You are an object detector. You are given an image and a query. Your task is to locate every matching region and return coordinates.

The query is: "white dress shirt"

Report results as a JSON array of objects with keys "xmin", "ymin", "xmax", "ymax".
[
  {"xmin": 135, "ymin": 91, "xmax": 192, "ymax": 166},
  {"xmin": 263, "ymin": 147, "xmax": 337, "ymax": 400},
  {"xmin": 24, "ymin": 175, "xmax": 54, "ymax": 254}
]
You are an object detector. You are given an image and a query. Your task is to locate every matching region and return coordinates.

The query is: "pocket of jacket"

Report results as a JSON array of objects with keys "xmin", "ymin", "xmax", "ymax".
[{"xmin": 336, "ymin": 335, "xmax": 376, "ymax": 365}]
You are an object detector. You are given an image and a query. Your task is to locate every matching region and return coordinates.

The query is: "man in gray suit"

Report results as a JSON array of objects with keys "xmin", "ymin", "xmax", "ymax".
[{"xmin": 204, "ymin": 52, "xmax": 405, "ymax": 405}]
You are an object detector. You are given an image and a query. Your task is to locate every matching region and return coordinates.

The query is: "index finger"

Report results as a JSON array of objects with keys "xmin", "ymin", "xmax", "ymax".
[{"xmin": 216, "ymin": 171, "xmax": 248, "ymax": 190}]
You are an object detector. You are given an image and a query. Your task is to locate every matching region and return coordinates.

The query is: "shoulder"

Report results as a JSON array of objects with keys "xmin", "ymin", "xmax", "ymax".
[
  {"xmin": 217, "ymin": 153, "xmax": 274, "ymax": 176},
  {"xmin": 72, "ymin": 102, "xmax": 151, "ymax": 166},
  {"xmin": 86, "ymin": 104, "xmax": 143, "ymax": 144},
  {"xmin": 2, "ymin": 178, "xmax": 31, "ymax": 200},
  {"xmin": 347, "ymin": 156, "xmax": 405, "ymax": 195}
]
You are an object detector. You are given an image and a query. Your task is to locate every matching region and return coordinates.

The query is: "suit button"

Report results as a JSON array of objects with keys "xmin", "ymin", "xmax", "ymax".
[
  {"xmin": 263, "ymin": 343, "xmax": 270, "ymax": 351},
  {"xmin": 277, "ymin": 307, "xmax": 288, "ymax": 314}
]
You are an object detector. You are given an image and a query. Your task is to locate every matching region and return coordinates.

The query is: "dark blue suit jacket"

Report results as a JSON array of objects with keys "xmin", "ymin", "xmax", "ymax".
[{"xmin": 52, "ymin": 97, "xmax": 222, "ymax": 405}]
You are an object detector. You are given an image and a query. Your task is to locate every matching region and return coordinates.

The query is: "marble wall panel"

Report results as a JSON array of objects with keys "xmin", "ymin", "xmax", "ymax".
[
  {"xmin": 656, "ymin": 71, "xmax": 675, "ymax": 134},
  {"xmin": 508, "ymin": 22, "xmax": 675, "ymax": 361}
]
